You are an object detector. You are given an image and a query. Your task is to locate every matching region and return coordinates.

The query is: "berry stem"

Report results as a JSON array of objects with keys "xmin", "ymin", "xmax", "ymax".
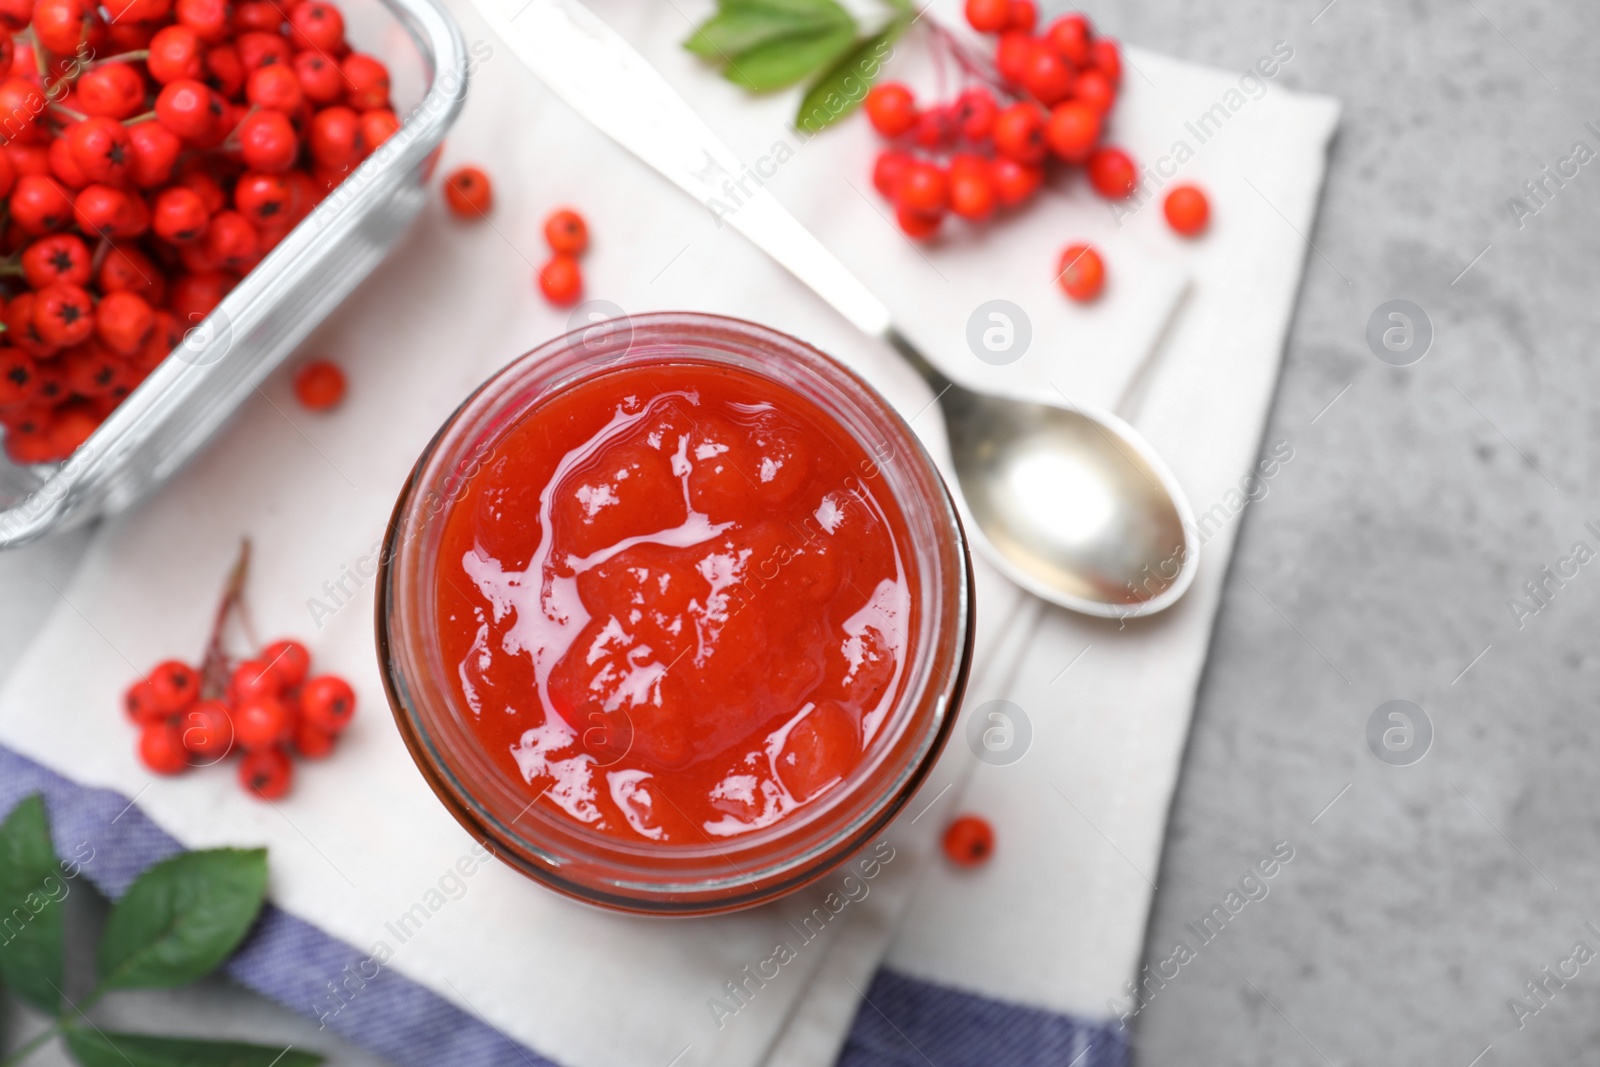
[
  {"xmin": 86, "ymin": 50, "xmax": 150, "ymax": 68},
  {"xmin": 47, "ymin": 103, "xmax": 86, "ymax": 122},
  {"xmin": 198, "ymin": 538, "xmax": 252, "ymax": 700},
  {"xmin": 121, "ymin": 110, "xmax": 158, "ymax": 125}
]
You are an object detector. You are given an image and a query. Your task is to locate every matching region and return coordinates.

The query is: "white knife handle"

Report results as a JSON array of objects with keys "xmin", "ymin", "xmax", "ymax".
[{"xmin": 471, "ymin": 0, "xmax": 895, "ymax": 338}]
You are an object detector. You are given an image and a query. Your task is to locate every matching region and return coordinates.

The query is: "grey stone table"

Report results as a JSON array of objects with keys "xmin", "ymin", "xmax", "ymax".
[{"xmin": 4, "ymin": 0, "xmax": 1598, "ymax": 1063}]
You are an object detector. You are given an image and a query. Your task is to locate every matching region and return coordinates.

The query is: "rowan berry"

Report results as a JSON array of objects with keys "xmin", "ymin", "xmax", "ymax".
[
  {"xmin": 1087, "ymin": 146, "xmax": 1137, "ymax": 198},
  {"xmin": 942, "ymin": 815, "xmax": 994, "ymax": 867},
  {"xmin": 300, "ymin": 674, "xmax": 355, "ymax": 733},
  {"xmin": 442, "ymin": 165, "xmax": 491, "ymax": 217},
  {"xmin": 1057, "ymin": 242, "xmax": 1104, "ymax": 301},
  {"xmin": 863, "ymin": 82, "xmax": 917, "ymax": 138},
  {"xmin": 239, "ymin": 746, "xmax": 292, "ymax": 798},
  {"xmin": 1163, "ymin": 184, "xmax": 1210, "ymax": 236},
  {"xmin": 292, "ymin": 358, "xmax": 345, "ymax": 410},
  {"xmin": 139, "ymin": 720, "xmax": 190, "ymax": 774},
  {"xmin": 537, "ymin": 254, "xmax": 582, "ymax": 305},
  {"xmin": 544, "ymin": 208, "xmax": 588, "ymax": 255}
]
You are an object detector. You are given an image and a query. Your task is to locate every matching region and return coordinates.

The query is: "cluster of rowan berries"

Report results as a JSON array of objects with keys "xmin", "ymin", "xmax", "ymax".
[
  {"xmin": 0, "ymin": 0, "xmax": 392, "ymax": 464},
  {"xmin": 126, "ymin": 641, "xmax": 357, "ymax": 799},
  {"xmin": 862, "ymin": 3, "xmax": 1130, "ymax": 240}
]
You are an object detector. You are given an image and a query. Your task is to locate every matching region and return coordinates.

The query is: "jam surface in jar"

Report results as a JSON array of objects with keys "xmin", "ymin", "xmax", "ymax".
[{"xmin": 434, "ymin": 360, "xmax": 916, "ymax": 844}]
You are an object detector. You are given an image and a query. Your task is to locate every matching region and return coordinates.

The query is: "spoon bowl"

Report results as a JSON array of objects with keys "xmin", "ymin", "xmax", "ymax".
[{"xmin": 943, "ymin": 385, "xmax": 1197, "ymax": 617}]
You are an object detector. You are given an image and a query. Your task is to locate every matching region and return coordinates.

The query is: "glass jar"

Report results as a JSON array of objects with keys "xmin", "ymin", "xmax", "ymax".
[{"xmin": 377, "ymin": 312, "xmax": 973, "ymax": 915}]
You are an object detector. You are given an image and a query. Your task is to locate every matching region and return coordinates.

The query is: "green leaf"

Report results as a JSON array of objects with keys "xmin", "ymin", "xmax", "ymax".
[
  {"xmin": 64, "ymin": 1029, "xmax": 323, "ymax": 1067},
  {"xmin": 0, "ymin": 793, "xmax": 66, "ymax": 1014},
  {"xmin": 686, "ymin": 6, "xmax": 842, "ymax": 59},
  {"xmin": 723, "ymin": 23, "xmax": 858, "ymax": 92},
  {"xmin": 685, "ymin": 0, "xmax": 858, "ymax": 92},
  {"xmin": 795, "ymin": 18, "xmax": 909, "ymax": 133},
  {"xmin": 97, "ymin": 849, "xmax": 268, "ymax": 991}
]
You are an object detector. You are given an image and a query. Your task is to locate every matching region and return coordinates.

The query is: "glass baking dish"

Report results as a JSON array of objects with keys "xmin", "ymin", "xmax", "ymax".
[{"xmin": 0, "ymin": 0, "xmax": 467, "ymax": 548}]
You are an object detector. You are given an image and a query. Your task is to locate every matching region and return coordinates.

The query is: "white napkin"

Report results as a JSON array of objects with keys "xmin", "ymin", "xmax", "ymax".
[{"xmin": 0, "ymin": 0, "xmax": 1338, "ymax": 1064}]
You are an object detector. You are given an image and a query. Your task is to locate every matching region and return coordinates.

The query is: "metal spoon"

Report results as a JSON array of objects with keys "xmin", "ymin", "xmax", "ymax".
[{"xmin": 469, "ymin": 0, "xmax": 1199, "ymax": 617}]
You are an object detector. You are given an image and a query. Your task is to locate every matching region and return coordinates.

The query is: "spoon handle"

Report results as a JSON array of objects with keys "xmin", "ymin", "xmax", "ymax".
[{"xmin": 471, "ymin": 0, "xmax": 944, "ymax": 372}]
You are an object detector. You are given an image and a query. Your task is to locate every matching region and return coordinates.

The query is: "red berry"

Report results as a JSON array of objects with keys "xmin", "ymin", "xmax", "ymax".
[
  {"xmin": 238, "ymin": 109, "xmax": 298, "ymax": 172},
  {"xmin": 48, "ymin": 401, "xmax": 101, "ymax": 455},
  {"xmin": 234, "ymin": 172, "xmax": 293, "ymax": 232},
  {"xmin": 10, "ymin": 174, "xmax": 73, "ymax": 234},
  {"xmin": 148, "ymin": 659, "xmax": 200, "ymax": 711},
  {"xmin": 175, "ymin": 0, "xmax": 229, "ymax": 41},
  {"xmin": 62, "ymin": 342, "xmax": 124, "ymax": 396},
  {"xmin": 148, "ymin": 24, "xmax": 204, "ymax": 83},
  {"xmin": 293, "ymin": 51, "xmax": 343, "ymax": 104},
  {"xmin": 309, "ymin": 106, "xmax": 363, "ymax": 169},
  {"xmin": 951, "ymin": 87, "xmax": 998, "ymax": 142},
  {"xmin": 1091, "ymin": 38, "xmax": 1122, "ymax": 85},
  {"xmin": 964, "ymin": 0, "xmax": 1010, "ymax": 32},
  {"xmin": 76, "ymin": 63, "xmax": 145, "ymax": 118},
  {"xmin": 947, "ymin": 154, "xmax": 996, "ymax": 221},
  {"xmin": 1008, "ymin": 0, "xmax": 1036, "ymax": 31},
  {"xmin": 261, "ymin": 638, "xmax": 310, "ymax": 688},
  {"xmin": 153, "ymin": 184, "xmax": 209, "ymax": 243},
  {"xmin": 128, "ymin": 122, "xmax": 183, "ymax": 188},
  {"xmin": 123, "ymin": 678, "xmax": 165, "ymax": 722},
  {"xmin": 0, "ymin": 347, "xmax": 36, "ymax": 406},
  {"xmin": 180, "ymin": 698, "xmax": 234, "ymax": 760},
  {"xmin": 1163, "ymin": 184, "xmax": 1210, "ymax": 236},
  {"xmin": 246, "ymin": 64, "xmax": 304, "ymax": 114},
  {"xmin": 341, "ymin": 53, "xmax": 390, "ymax": 109},
  {"xmin": 1044, "ymin": 14, "xmax": 1092, "ymax": 66},
  {"xmin": 293, "ymin": 358, "xmax": 345, "ymax": 410},
  {"xmin": 871, "ymin": 149, "xmax": 911, "ymax": 199},
  {"xmin": 1073, "ymin": 69, "xmax": 1115, "ymax": 114},
  {"xmin": 443, "ymin": 165, "xmax": 491, "ymax": 217},
  {"xmin": 1087, "ymin": 146, "xmax": 1138, "ymax": 198},
  {"xmin": 20, "ymin": 234, "xmax": 90, "ymax": 288},
  {"xmin": 32, "ymin": 282, "xmax": 94, "ymax": 347},
  {"xmin": 994, "ymin": 32, "xmax": 1035, "ymax": 83},
  {"xmin": 300, "ymin": 673, "xmax": 356, "ymax": 733},
  {"xmin": 233, "ymin": 0, "xmax": 282, "ymax": 32},
  {"xmin": 138, "ymin": 720, "xmax": 190, "ymax": 775},
  {"xmin": 895, "ymin": 160, "xmax": 948, "ymax": 215},
  {"xmin": 96, "ymin": 291, "xmax": 154, "ymax": 355},
  {"xmin": 74, "ymin": 184, "xmax": 145, "ymax": 238},
  {"xmin": 543, "ymin": 208, "xmax": 588, "ymax": 255},
  {"xmin": 32, "ymin": 0, "xmax": 89, "ymax": 57},
  {"xmin": 235, "ymin": 30, "xmax": 291, "ymax": 73},
  {"xmin": 992, "ymin": 101, "xmax": 1047, "ymax": 165},
  {"xmin": 230, "ymin": 658, "xmax": 282, "ymax": 703},
  {"xmin": 942, "ymin": 814, "xmax": 994, "ymax": 867},
  {"xmin": 537, "ymin": 253, "xmax": 582, "ymax": 305},
  {"xmin": 168, "ymin": 270, "xmax": 232, "ymax": 325},
  {"xmin": 67, "ymin": 117, "xmax": 134, "ymax": 185},
  {"xmin": 288, "ymin": 1, "xmax": 344, "ymax": 51},
  {"xmin": 1057, "ymin": 242, "xmax": 1105, "ymax": 301},
  {"xmin": 863, "ymin": 82, "xmax": 917, "ymax": 138},
  {"xmin": 0, "ymin": 77, "xmax": 44, "ymax": 139},
  {"xmin": 894, "ymin": 203, "xmax": 941, "ymax": 239},
  {"xmin": 1021, "ymin": 45, "xmax": 1073, "ymax": 105},
  {"xmin": 990, "ymin": 157, "xmax": 1043, "ymax": 207},
  {"xmin": 359, "ymin": 108, "xmax": 399, "ymax": 149},
  {"xmin": 49, "ymin": 136, "xmax": 88, "ymax": 190},
  {"xmin": 156, "ymin": 79, "xmax": 222, "ymax": 142},
  {"xmin": 234, "ymin": 695, "xmax": 290, "ymax": 750},
  {"xmin": 204, "ymin": 43, "xmax": 246, "ymax": 97},
  {"xmin": 1045, "ymin": 100, "xmax": 1100, "ymax": 163},
  {"xmin": 910, "ymin": 106, "xmax": 954, "ymax": 151},
  {"xmin": 238, "ymin": 746, "xmax": 293, "ymax": 799},
  {"xmin": 292, "ymin": 718, "xmax": 336, "ymax": 759}
]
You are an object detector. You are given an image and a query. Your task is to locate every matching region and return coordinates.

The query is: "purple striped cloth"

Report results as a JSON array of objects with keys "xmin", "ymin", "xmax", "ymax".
[{"xmin": 0, "ymin": 745, "xmax": 1127, "ymax": 1067}]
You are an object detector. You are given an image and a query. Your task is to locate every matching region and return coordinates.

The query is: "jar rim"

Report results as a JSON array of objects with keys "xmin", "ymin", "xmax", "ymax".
[{"xmin": 376, "ymin": 312, "xmax": 974, "ymax": 914}]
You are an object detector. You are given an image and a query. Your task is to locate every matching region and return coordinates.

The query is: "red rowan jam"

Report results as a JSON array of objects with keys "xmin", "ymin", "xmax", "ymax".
[{"xmin": 433, "ymin": 362, "xmax": 916, "ymax": 843}]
